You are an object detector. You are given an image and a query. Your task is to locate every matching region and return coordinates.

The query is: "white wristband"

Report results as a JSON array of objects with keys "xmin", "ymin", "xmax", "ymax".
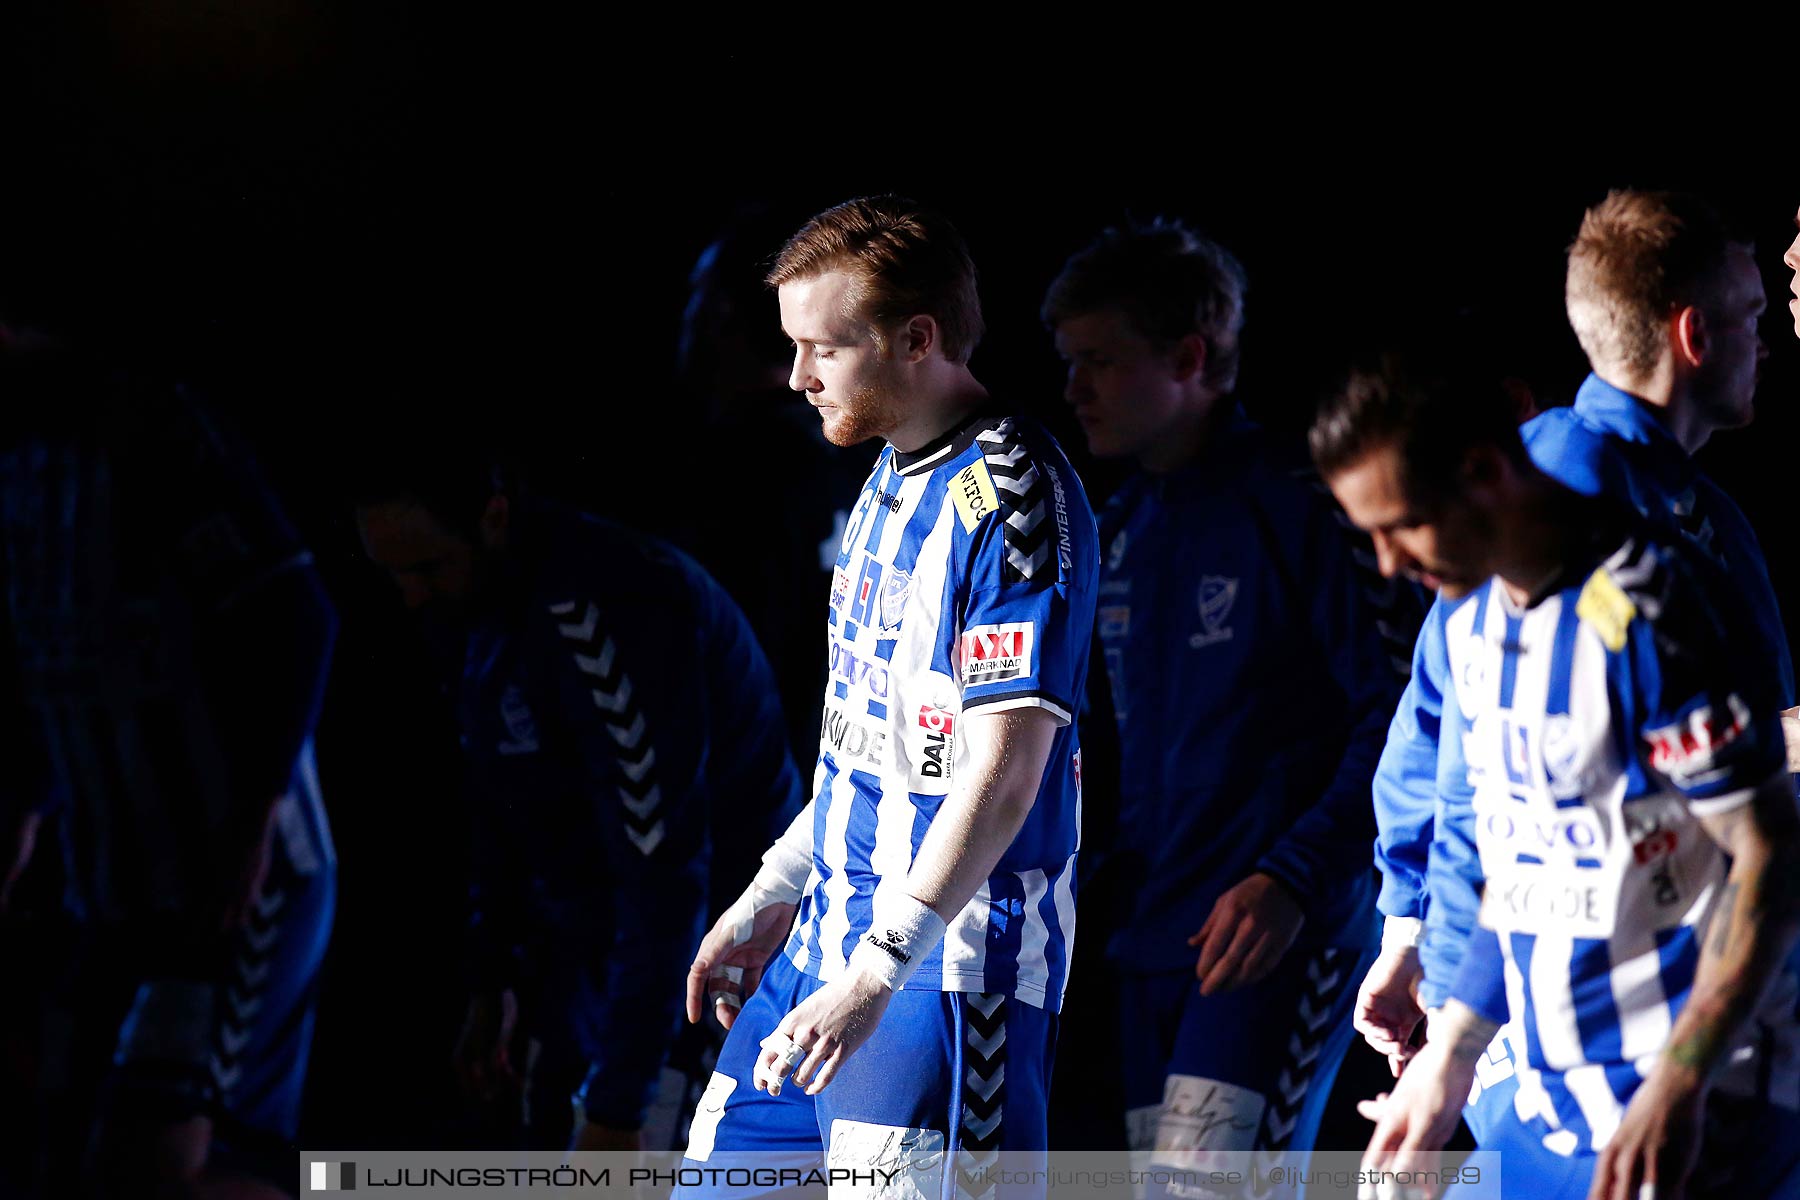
[
  {"xmin": 1382, "ymin": 916, "xmax": 1425, "ymax": 952},
  {"xmin": 847, "ymin": 891, "xmax": 946, "ymax": 992}
]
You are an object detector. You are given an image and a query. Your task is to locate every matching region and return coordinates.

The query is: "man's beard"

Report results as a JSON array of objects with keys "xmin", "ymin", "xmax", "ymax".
[{"xmin": 821, "ymin": 373, "xmax": 907, "ymax": 448}]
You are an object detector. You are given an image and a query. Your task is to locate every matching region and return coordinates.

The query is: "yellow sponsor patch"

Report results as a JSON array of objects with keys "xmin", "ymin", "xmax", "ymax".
[
  {"xmin": 949, "ymin": 459, "xmax": 1000, "ymax": 532},
  {"xmin": 1575, "ymin": 567, "xmax": 1635, "ymax": 652}
]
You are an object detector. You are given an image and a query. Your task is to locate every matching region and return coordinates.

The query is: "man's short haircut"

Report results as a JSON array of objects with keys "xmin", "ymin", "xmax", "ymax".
[
  {"xmin": 349, "ymin": 439, "xmax": 510, "ymax": 539},
  {"xmin": 766, "ymin": 196, "xmax": 983, "ymax": 364},
  {"xmin": 1041, "ymin": 219, "xmax": 1248, "ymax": 394},
  {"xmin": 1565, "ymin": 190, "xmax": 1742, "ymax": 378},
  {"xmin": 1309, "ymin": 349, "xmax": 1527, "ymax": 508}
]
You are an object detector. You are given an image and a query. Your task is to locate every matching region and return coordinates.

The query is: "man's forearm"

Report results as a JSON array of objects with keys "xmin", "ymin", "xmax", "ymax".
[
  {"xmin": 899, "ymin": 708, "xmax": 1057, "ymax": 919},
  {"xmin": 1430, "ymin": 1000, "xmax": 1502, "ymax": 1069},
  {"xmin": 1663, "ymin": 788, "xmax": 1800, "ymax": 1082}
]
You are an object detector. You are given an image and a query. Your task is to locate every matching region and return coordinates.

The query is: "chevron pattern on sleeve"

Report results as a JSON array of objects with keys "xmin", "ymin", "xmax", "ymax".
[
  {"xmin": 550, "ymin": 599, "xmax": 665, "ymax": 856},
  {"xmin": 976, "ymin": 420, "xmax": 1052, "ymax": 584},
  {"xmin": 211, "ymin": 870, "xmax": 291, "ymax": 1099}
]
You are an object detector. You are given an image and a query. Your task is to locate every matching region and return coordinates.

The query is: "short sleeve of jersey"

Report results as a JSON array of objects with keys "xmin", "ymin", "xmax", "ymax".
[
  {"xmin": 953, "ymin": 461, "xmax": 1086, "ymax": 727},
  {"xmin": 1608, "ymin": 551, "xmax": 1784, "ymax": 816}
]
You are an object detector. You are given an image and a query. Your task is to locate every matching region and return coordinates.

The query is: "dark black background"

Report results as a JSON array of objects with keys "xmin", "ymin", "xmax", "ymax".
[{"xmin": 5, "ymin": 4, "xmax": 1800, "ymax": 1151}]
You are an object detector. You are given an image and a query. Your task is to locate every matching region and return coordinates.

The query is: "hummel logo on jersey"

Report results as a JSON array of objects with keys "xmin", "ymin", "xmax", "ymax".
[{"xmin": 959, "ymin": 623, "xmax": 1033, "ymax": 686}]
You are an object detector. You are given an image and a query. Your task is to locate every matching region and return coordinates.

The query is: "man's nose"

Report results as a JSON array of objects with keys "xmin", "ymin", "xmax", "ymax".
[
  {"xmin": 1064, "ymin": 365, "xmax": 1092, "ymax": 406},
  {"xmin": 789, "ymin": 348, "xmax": 817, "ymax": 394},
  {"xmin": 1371, "ymin": 529, "xmax": 1406, "ymax": 579}
]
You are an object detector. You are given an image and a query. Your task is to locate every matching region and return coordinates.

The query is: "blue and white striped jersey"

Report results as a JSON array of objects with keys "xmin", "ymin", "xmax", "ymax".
[
  {"xmin": 783, "ymin": 413, "xmax": 1099, "ymax": 1012},
  {"xmin": 1446, "ymin": 520, "xmax": 1800, "ymax": 1155},
  {"xmin": 0, "ymin": 382, "xmax": 337, "ymax": 925},
  {"xmin": 1381, "ymin": 374, "xmax": 1797, "ymax": 1010}
]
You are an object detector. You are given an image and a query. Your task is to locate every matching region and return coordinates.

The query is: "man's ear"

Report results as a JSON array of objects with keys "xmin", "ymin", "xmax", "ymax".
[
  {"xmin": 899, "ymin": 314, "xmax": 938, "ymax": 363},
  {"xmin": 1673, "ymin": 305, "xmax": 1708, "ymax": 370},
  {"xmin": 478, "ymin": 493, "xmax": 510, "ymax": 550},
  {"xmin": 1459, "ymin": 443, "xmax": 1510, "ymax": 492},
  {"xmin": 1170, "ymin": 333, "xmax": 1209, "ymax": 384}
]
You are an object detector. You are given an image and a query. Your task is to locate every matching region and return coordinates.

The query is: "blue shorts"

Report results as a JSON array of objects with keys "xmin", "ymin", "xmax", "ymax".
[
  {"xmin": 1118, "ymin": 940, "xmax": 1371, "ymax": 1198},
  {"xmin": 677, "ymin": 954, "xmax": 1056, "ymax": 1199}
]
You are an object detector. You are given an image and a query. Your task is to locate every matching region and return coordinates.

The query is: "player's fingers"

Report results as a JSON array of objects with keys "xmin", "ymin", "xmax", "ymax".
[
  {"xmin": 1361, "ymin": 1116, "xmax": 1398, "ymax": 1179},
  {"xmin": 1601, "ymin": 1145, "xmax": 1641, "ymax": 1200},
  {"xmin": 1199, "ymin": 921, "xmax": 1255, "ymax": 995},
  {"xmin": 1366, "ymin": 1101, "xmax": 1406, "ymax": 1157},
  {"xmin": 1355, "ymin": 1092, "xmax": 1390, "ymax": 1123},
  {"xmin": 756, "ymin": 1027, "xmax": 806, "ymax": 1095},
  {"xmin": 807, "ymin": 1048, "xmax": 843, "ymax": 1095},
  {"xmin": 1187, "ymin": 909, "xmax": 1216, "ymax": 949},
  {"xmin": 686, "ymin": 959, "xmax": 710, "ymax": 1024},
  {"xmin": 701, "ymin": 965, "xmax": 745, "ymax": 1029},
  {"xmin": 753, "ymin": 1041, "xmax": 782, "ymax": 1093},
  {"xmin": 1621, "ymin": 1144, "xmax": 1651, "ymax": 1200},
  {"xmin": 792, "ymin": 1038, "xmax": 830, "ymax": 1089},
  {"xmin": 1394, "ymin": 1110, "xmax": 1448, "ymax": 1191},
  {"xmin": 1585, "ymin": 1146, "xmax": 1617, "ymax": 1200},
  {"xmin": 1388, "ymin": 1052, "xmax": 1409, "ymax": 1078},
  {"xmin": 1239, "ymin": 934, "xmax": 1283, "ymax": 987},
  {"xmin": 1192, "ymin": 911, "xmax": 1239, "ymax": 985},
  {"xmin": 1360, "ymin": 1029, "xmax": 1400, "ymax": 1056}
]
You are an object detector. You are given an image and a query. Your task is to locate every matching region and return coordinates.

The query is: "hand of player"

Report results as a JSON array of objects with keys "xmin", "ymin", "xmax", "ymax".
[
  {"xmin": 1354, "ymin": 945, "xmax": 1426, "ymax": 1075},
  {"xmin": 686, "ymin": 899, "xmax": 798, "ymax": 1030},
  {"xmin": 1588, "ymin": 1068, "xmax": 1705, "ymax": 1200},
  {"xmin": 219, "ymin": 795, "xmax": 284, "ymax": 933},
  {"xmin": 1189, "ymin": 872, "xmax": 1305, "ymax": 995},
  {"xmin": 1357, "ymin": 1037, "xmax": 1475, "ymax": 1198},
  {"xmin": 453, "ymin": 989, "xmax": 521, "ymax": 1104},
  {"xmin": 754, "ymin": 966, "xmax": 892, "ymax": 1097},
  {"xmin": 0, "ymin": 810, "xmax": 43, "ymax": 916},
  {"xmin": 1781, "ymin": 706, "xmax": 1800, "ymax": 773}
]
